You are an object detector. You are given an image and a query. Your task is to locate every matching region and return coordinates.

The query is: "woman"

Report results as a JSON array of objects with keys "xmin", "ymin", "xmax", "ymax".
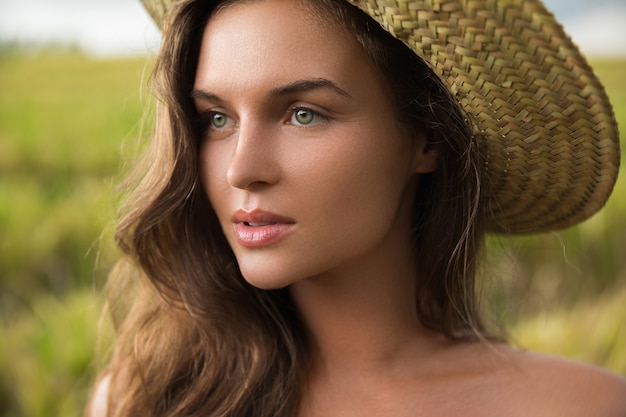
[{"xmin": 89, "ymin": 0, "xmax": 625, "ymax": 415}]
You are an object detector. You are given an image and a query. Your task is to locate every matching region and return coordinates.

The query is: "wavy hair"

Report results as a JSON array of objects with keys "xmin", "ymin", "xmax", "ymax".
[{"xmin": 96, "ymin": 0, "xmax": 488, "ymax": 416}]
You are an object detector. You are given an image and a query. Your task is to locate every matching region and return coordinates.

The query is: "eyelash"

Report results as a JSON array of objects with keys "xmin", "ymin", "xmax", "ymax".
[
  {"xmin": 196, "ymin": 111, "xmax": 231, "ymax": 134},
  {"xmin": 197, "ymin": 105, "xmax": 329, "ymax": 134},
  {"xmin": 288, "ymin": 106, "xmax": 328, "ymax": 127}
]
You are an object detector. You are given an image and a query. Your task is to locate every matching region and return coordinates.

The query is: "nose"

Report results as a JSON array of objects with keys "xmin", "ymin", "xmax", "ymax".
[{"xmin": 226, "ymin": 121, "xmax": 280, "ymax": 190}]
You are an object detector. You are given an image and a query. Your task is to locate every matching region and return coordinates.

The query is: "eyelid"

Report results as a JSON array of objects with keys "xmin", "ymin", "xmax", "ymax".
[
  {"xmin": 196, "ymin": 102, "xmax": 332, "ymax": 135},
  {"xmin": 287, "ymin": 104, "xmax": 330, "ymax": 127},
  {"xmin": 197, "ymin": 108, "xmax": 236, "ymax": 139}
]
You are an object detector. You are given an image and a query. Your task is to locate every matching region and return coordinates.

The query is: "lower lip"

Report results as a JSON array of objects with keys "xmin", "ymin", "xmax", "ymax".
[{"xmin": 233, "ymin": 223, "xmax": 293, "ymax": 248}]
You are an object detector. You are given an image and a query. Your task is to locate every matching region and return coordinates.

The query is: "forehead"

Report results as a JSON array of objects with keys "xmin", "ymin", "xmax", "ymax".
[
  {"xmin": 211, "ymin": 0, "xmax": 342, "ymax": 40},
  {"xmin": 193, "ymin": 0, "xmax": 369, "ymax": 92}
]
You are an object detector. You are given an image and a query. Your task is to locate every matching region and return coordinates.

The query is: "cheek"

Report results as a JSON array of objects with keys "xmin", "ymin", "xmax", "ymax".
[
  {"xmin": 303, "ymin": 131, "xmax": 413, "ymax": 227},
  {"xmin": 199, "ymin": 142, "xmax": 230, "ymax": 218},
  {"xmin": 321, "ymin": 129, "xmax": 411, "ymax": 193}
]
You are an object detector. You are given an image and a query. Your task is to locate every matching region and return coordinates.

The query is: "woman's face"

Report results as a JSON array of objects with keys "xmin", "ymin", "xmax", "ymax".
[{"xmin": 194, "ymin": 0, "xmax": 436, "ymax": 289}]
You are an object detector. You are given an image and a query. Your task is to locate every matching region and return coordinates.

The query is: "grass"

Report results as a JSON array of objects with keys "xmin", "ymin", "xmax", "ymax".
[
  {"xmin": 0, "ymin": 50, "xmax": 624, "ymax": 416},
  {"xmin": 0, "ymin": 291, "xmax": 110, "ymax": 417},
  {"xmin": 0, "ymin": 52, "xmax": 151, "ymax": 307},
  {"xmin": 0, "ymin": 51, "xmax": 148, "ymax": 416},
  {"xmin": 512, "ymin": 284, "xmax": 626, "ymax": 374}
]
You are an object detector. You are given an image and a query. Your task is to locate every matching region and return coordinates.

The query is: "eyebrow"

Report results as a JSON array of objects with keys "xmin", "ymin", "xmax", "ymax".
[
  {"xmin": 190, "ymin": 78, "xmax": 351, "ymax": 102},
  {"xmin": 190, "ymin": 89, "xmax": 223, "ymax": 103},
  {"xmin": 270, "ymin": 78, "xmax": 351, "ymax": 98}
]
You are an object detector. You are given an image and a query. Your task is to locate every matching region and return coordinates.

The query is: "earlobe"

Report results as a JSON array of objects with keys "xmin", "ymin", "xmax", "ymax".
[{"xmin": 412, "ymin": 139, "xmax": 438, "ymax": 174}]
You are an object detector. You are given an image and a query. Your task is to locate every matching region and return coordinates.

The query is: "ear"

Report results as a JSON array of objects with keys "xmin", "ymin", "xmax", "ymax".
[{"xmin": 411, "ymin": 135, "xmax": 437, "ymax": 174}]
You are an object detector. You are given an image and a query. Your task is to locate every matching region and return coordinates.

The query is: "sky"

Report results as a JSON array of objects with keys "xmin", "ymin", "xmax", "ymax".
[{"xmin": 0, "ymin": 0, "xmax": 625, "ymax": 58}]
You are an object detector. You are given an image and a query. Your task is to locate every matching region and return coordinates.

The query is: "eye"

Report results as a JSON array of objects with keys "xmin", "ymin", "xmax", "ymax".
[
  {"xmin": 209, "ymin": 112, "xmax": 231, "ymax": 129},
  {"xmin": 290, "ymin": 107, "xmax": 325, "ymax": 126}
]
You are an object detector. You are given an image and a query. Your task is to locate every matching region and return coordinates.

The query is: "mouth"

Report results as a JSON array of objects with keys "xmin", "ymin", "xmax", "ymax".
[
  {"xmin": 232, "ymin": 209, "xmax": 295, "ymax": 248},
  {"xmin": 244, "ymin": 221, "xmax": 277, "ymax": 227},
  {"xmin": 232, "ymin": 209, "xmax": 295, "ymax": 226}
]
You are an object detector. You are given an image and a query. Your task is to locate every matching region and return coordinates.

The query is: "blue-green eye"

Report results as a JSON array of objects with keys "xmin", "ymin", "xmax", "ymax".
[
  {"xmin": 291, "ymin": 108, "xmax": 323, "ymax": 126},
  {"xmin": 210, "ymin": 112, "xmax": 229, "ymax": 128}
]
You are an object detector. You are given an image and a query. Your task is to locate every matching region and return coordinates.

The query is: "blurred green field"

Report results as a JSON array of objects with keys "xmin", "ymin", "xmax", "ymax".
[
  {"xmin": 0, "ymin": 50, "xmax": 150, "ymax": 416},
  {"xmin": 0, "ymin": 50, "xmax": 624, "ymax": 417}
]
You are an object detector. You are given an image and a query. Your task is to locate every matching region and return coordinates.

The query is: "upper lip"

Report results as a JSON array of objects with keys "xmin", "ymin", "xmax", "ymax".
[{"xmin": 231, "ymin": 209, "xmax": 295, "ymax": 225}]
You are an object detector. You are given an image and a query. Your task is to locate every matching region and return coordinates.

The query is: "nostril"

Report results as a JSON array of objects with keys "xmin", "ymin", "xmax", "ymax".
[{"xmin": 226, "ymin": 148, "xmax": 279, "ymax": 190}]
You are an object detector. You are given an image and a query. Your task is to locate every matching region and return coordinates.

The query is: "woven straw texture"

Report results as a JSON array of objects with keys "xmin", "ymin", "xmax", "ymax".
[{"xmin": 140, "ymin": 0, "xmax": 620, "ymax": 234}]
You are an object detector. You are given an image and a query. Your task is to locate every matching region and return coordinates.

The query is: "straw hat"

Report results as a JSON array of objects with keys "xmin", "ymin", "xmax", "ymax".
[{"xmin": 140, "ymin": 0, "xmax": 620, "ymax": 234}]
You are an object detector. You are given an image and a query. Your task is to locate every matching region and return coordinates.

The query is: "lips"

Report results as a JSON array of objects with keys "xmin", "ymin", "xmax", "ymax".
[
  {"xmin": 231, "ymin": 209, "xmax": 295, "ymax": 248},
  {"xmin": 244, "ymin": 221, "xmax": 276, "ymax": 227}
]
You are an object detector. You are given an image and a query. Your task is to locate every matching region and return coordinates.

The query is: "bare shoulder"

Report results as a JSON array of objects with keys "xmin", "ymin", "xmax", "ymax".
[
  {"xmin": 86, "ymin": 374, "xmax": 110, "ymax": 417},
  {"xmin": 400, "ymin": 340, "xmax": 626, "ymax": 417},
  {"xmin": 501, "ymin": 346, "xmax": 626, "ymax": 416}
]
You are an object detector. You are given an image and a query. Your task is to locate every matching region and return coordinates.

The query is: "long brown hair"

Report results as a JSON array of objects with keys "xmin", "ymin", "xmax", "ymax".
[{"xmin": 98, "ymin": 0, "xmax": 487, "ymax": 415}]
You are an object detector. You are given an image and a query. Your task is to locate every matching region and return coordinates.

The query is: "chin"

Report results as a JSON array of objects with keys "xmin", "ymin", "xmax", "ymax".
[
  {"xmin": 237, "ymin": 263, "xmax": 296, "ymax": 291},
  {"xmin": 240, "ymin": 274, "xmax": 293, "ymax": 291}
]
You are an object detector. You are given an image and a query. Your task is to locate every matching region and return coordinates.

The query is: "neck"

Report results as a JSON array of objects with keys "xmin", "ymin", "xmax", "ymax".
[{"xmin": 288, "ymin": 220, "xmax": 439, "ymax": 379}]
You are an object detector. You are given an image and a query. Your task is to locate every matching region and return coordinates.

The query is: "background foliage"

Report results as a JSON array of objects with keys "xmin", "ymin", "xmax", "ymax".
[{"xmin": 0, "ymin": 49, "xmax": 624, "ymax": 417}]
